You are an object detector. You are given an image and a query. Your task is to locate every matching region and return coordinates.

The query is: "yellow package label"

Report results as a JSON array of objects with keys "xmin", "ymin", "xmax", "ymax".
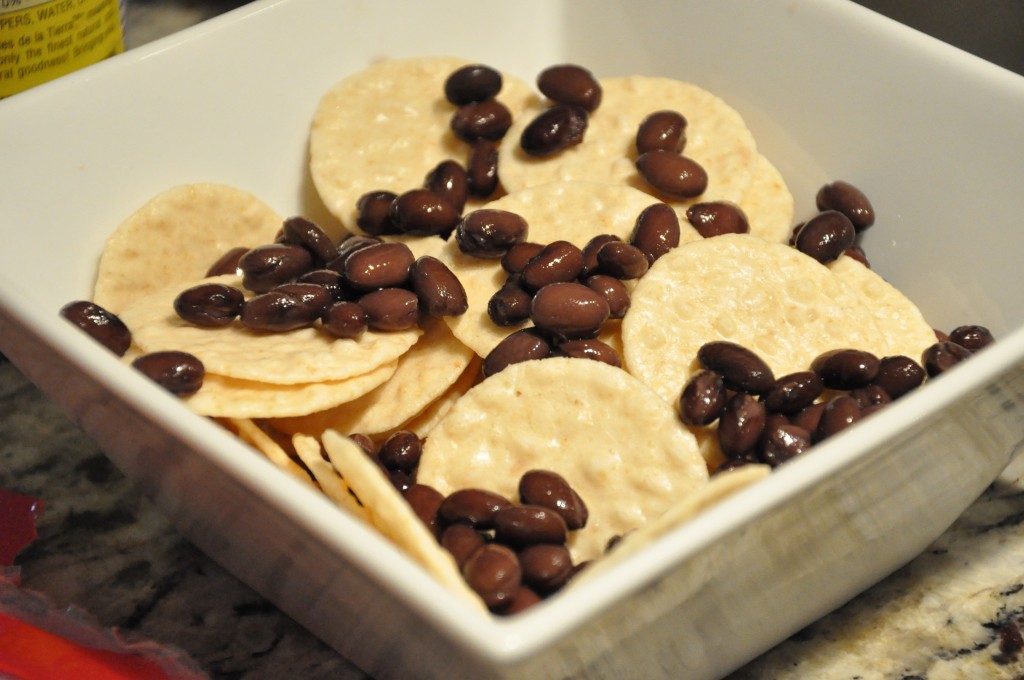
[{"xmin": 0, "ymin": 0, "xmax": 125, "ymax": 98}]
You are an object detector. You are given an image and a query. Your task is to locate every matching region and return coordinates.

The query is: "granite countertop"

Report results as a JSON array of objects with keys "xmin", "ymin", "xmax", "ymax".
[{"xmin": 3, "ymin": 2, "xmax": 1024, "ymax": 679}]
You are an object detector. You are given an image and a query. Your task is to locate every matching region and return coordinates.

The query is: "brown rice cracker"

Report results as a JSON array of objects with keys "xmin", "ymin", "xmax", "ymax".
[
  {"xmin": 321, "ymin": 430, "xmax": 485, "ymax": 610},
  {"xmin": 291, "ymin": 433, "xmax": 369, "ymax": 521},
  {"xmin": 120, "ymin": 274, "xmax": 420, "ymax": 384},
  {"xmin": 220, "ymin": 417, "xmax": 314, "ymax": 487},
  {"xmin": 572, "ymin": 464, "xmax": 770, "ymax": 586},
  {"xmin": 739, "ymin": 153, "xmax": 794, "ymax": 243},
  {"xmin": 441, "ymin": 180, "xmax": 701, "ymax": 357},
  {"xmin": 268, "ymin": 317, "xmax": 475, "ymax": 437},
  {"xmin": 828, "ymin": 254, "xmax": 937, "ymax": 361},
  {"xmin": 621, "ymin": 233, "xmax": 892, "ymax": 405},
  {"xmin": 183, "ymin": 359, "xmax": 398, "ymax": 419},
  {"xmin": 93, "ymin": 183, "xmax": 283, "ymax": 314},
  {"xmin": 416, "ymin": 357, "xmax": 709, "ymax": 563},
  {"xmin": 498, "ymin": 76, "xmax": 758, "ymax": 205},
  {"xmin": 309, "ymin": 56, "xmax": 535, "ymax": 232}
]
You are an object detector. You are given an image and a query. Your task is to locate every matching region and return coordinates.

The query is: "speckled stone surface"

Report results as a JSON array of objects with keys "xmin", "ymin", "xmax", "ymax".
[{"xmin": 4, "ymin": 3, "xmax": 1024, "ymax": 679}]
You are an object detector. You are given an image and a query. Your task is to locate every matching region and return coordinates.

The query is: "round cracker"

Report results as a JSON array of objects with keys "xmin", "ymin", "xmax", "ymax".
[
  {"xmin": 416, "ymin": 357, "xmax": 708, "ymax": 563},
  {"xmin": 268, "ymin": 317, "xmax": 475, "ymax": 437},
  {"xmin": 93, "ymin": 183, "xmax": 283, "ymax": 314},
  {"xmin": 182, "ymin": 359, "xmax": 398, "ymax": 419},
  {"xmin": 220, "ymin": 417, "xmax": 314, "ymax": 488},
  {"xmin": 309, "ymin": 56, "xmax": 536, "ymax": 232},
  {"xmin": 621, "ymin": 234, "xmax": 892, "ymax": 404},
  {"xmin": 120, "ymin": 275, "xmax": 421, "ymax": 385},
  {"xmin": 829, "ymin": 254, "xmax": 937, "ymax": 361},
  {"xmin": 739, "ymin": 153, "xmax": 794, "ymax": 243},
  {"xmin": 572, "ymin": 464, "xmax": 770, "ymax": 586},
  {"xmin": 441, "ymin": 180, "xmax": 702, "ymax": 357},
  {"xmin": 498, "ymin": 76, "xmax": 758, "ymax": 205}
]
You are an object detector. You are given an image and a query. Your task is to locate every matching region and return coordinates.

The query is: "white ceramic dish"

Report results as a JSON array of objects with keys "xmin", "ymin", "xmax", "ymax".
[{"xmin": 3, "ymin": 1, "xmax": 1024, "ymax": 678}]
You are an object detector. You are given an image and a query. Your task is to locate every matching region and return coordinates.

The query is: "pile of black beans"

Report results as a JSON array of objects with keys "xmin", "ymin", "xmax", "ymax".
[
  {"xmin": 175, "ymin": 216, "xmax": 468, "ymax": 339},
  {"xmin": 351, "ymin": 431, "xmax": 589, "ymax": 615}
]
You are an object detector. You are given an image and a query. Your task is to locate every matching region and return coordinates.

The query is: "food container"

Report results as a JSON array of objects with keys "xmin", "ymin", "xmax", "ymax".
[{"xmin": 1, "ymin": 1, "xmax": 1023, "ymax": 678}]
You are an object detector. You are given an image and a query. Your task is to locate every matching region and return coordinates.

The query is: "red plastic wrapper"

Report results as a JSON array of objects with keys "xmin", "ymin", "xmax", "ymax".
[{"xmin": 0, "ymin": 489, "xmax": 209, "ymax": 680}]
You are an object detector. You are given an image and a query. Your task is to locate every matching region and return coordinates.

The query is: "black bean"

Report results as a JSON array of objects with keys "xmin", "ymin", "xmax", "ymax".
[
  {"xmin": 850, "ymin": 384, "xmax": 892, "ymax": 410},
  {"xmin": 493, "ymin": 505, "xmax": 568, "ymax": 548},
  {"xmin": 280, "ymin": 216, "xmax": 338, "ymax": 264},
  {"xmin": 349, "ymin": 433, "xmax": 378, "ymax": 459},
  {"xmin": 537, "ymin": 64, "xmax": 602, "ymax": 111},
  {"xmin": 355, "ymin": 191, "xmax": 400, "ymax": 236},
  {"xmin": 718, "ymin": 392, "xmax": 767, "ymax": 458},
  {"xmin": 441, "ymin": 523, "xmax": 487, "ymax": 569},
  {"xmin": 389, "ymin": 189, "xmax": 461, "ymax": 237},
  {"xmin": 761, "ymin": 371, "xmax": 824, "ymax": 414},
  {"xmin": 379, "ymin": 431, "xmax": 422, "ymax": 474},
  {"xmin": 466, "ymin": 140, "xmax": 500, "ymax": 199},
  {"xmin": 686, "ymin": 201, "xmax": 749, "ymax": 238},
  {"xmin": 239, "ymin": 243, "xmax": 314, "ymax": 293},
  {"xmin": 205, "ymin": 246, "xmax": 248, "ymax": 277},
  {"xmin": 580, "ymin": 234, "xmax": 621, "ymax": 277},
  {"xmin": 519, "ymin": 544, "xmax": 573, "ymax": 593},
  {"xmin": 697, "ymin": 341, "xmax": 774, "ymax": 394},
  {"xmin": 759, "ymin": 415, "xmax": 811, "ymax": 467},
  {"xmin": 482, "ymin": 328, "xmax": 552, "ymax": 378},
  {"xmin": 871, "ymin": 355, "xmax": 926, "ymax": 399},
  {"xmin": 499, "ymin": 585, "xmax": 541, "ymax": 615},
  {"xmin": 948, "ymin": 325, "xmax": 994, "ymax": 351},
  {"xmin": 487, "ymin": 275, "xmax": 533, "ymax": 327},
  {"xmin": 456, "ymin": 209, "xmax": 529, "ymax": 258},
  {"xmin": 583, "ymin": 274, "xmax": 630, "ymax": 319},
  {"xmin": 843, "ymin": 244, "xmax": 871, "ymax": 268},
  {"xmin": 793, "ymin": 210, "xmax": 855, "ymax": 264},
  {"xmin": 521, "ymin": 240, "xmax": 585, "ymax": 291},
  {"xmin": 811, "ymin": 348, "xmax": 880, "ymax": 390},
  {"xmin": 922, "ymin": 341, "xmax": 972, "ymax": 377},
  {"xmin": 462, "ymin": 544, "xmax": 521, "ymax": 610},
  {"xmin": 816, "ymin": 180, "xmax": 875, "ymax": 232},
  {"xmin": 131, "ymin": 351, "xmax": 204, "ymax": 396},
  {"xmin": 445, "ymin": 64, "xmax": 502, "ymax": 105},
  {"xmin": 327, "ymin": 235, "xmax": 382, "ymax": 273},
  {"xmin": 451, "ymin": 99, "xmax": 513, "ymax": 143},
  {"xmin": 518, "ymin": 470, "xmax": 588, "ymax": 530},
  {"xmin": 298, "ymin": 269, "xmax": 349, "ymax": 301},
  {"xmin": 635, "ymin": 110, "xmax": 687, "ymax": 155},
  {"xmin": 358, "ymin": 288, "xmax": 420, "ymax": 331},
  {"xmin": 595, "ymin": 241, "xmax": 649, "ymax": 279},
  {"xmin": 343, "ymin": 241, "xmax": 415, "ymax": 291},
  {"xmin": 501, "ymin": 242, "xmax": 545, "ymax": 274},
  {"xmin": 679, "ymin": 370, "xmax": 727, "ymax": 426},
  {"xmin": 320, "ymin": 300, "xmax": 367, "ymax": 339},
  {"xmin": 553, "ymin": 338, "xmax": 622, "ymax": 367},
  {"xmin": 60, "ymin": 300, "xmax": 132, "ymax": 356},
  {"xmin": 424, "ymin": 160, "xmax": 469, "ymax": 214},
  {"xmin": 440, "ymin": 488, "xmax": 512, "ymax": 529},
  {"xmin": 630, "ymin": 203, "xmax": 680, "ymax": 264},
  {"xmin": 520, "ymin": 105, "xmax": 588, "ymax": 157},
  {"xmin": 815, "ymin": 395, "xmax": 862, "ymax": 441},
  {"xmin": 241, "ymin": 289, "xmax": 321, "ymax": 332},
  {"xmin": 274, "ymin": 282, "xmax": 332, "ymax": 318},
  {"xmin": 174, "ymin": 283, "xmax": 245, "ymax": 327},
  {"xmin": 635, "ymin": 150, "xmax": 708, "ymax": 198},
  {"xmin": 531, "ymin": 282, "xmax": 610, "ymax": 340},
  {"xmin": 791, "ymin": 401, "xmax": 826, "ymax": 434},
  {"xmin": 403, "ymin": 484, "xmax": 444, "ymax": 539},
  {"xmin": 410, "ymin": 256, "xmax": 468, "ymax": 318}
]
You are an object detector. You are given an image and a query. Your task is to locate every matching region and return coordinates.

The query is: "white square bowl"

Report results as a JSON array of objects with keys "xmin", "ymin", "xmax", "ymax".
[{"xmin": 3, "ymin": 1, "xmax": 1024, "ymax": 678}]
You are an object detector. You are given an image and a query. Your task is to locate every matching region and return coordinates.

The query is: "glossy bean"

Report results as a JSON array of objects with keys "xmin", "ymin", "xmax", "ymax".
[
  {"xmin": 595, "ymin": 241, "xmax": 649, "ymax": 279},
  {"xmin": 816, "ymin": 180, "xmax": 875, "ymax": 232},
  {"xmin": 536, "ymin": 64, "xmax": 602, "ymax": 111},
  {"xmin": 389, "ymin": 188, "xmax": 460, "ymax": 237},
  {"xmin": 761, "ymin": 371, "xmax": 823, "ymax": 414},
  {"xmin": 358, "ymin": 288, "xmax": 420, "ymax": 331},
  {"xmin": 320, "ymin": 300, "xmax": 367, "ymax": 339},
  {"xmin": 583, "ymin": 274, "xmax": 630, "ymax": 319},
  {"xmin": 444, "ymin": 64, "xmax": 502, "ymax": 105},
  {"xmin": 440, "ymin": 488, "xmax": 512, "ymax": 529},
  {"xmin": 451, "ymin": 98, "xmax": 513, "ymax": 143},
  {"xmin": 493, "ymin": 505, "xmax": 568, "ymax": 548},
  {"xmin": 424, "ymin": 160, "xmax": 469, "ymax": 214},
  {"xmin": 131, "ymin": 351, "xmax": 204, "ymax": 396},
  {"xmin": 441, "ymin": 523, "xmax": 487, "ymax": 569},
  {"xmin": 630, "ymin": 203, "xmax": 680, "ymax": 264},
  {"xmin": 462, "ymin": 544, "xmax": 522, "ymax": 610},
  {"xmin": 635, "ymin": 110, "xmax": 686, "ymax": 154},
  {"xmin": 811, "ymin": 348, "xmax": 880, "ymax": 390},
  {"xmin": 553, "ymin": 338, "xmax": 622, "ymax": 367},
  {"xmin": 238, "ymin": 243, "xmax": 314, "ymax": 293},
  {"xmin": 410, "ymin": 255, "xmax": 469, "ymax": 317},
  {"xmin": 501, "ymin": 242, "xmax": 545, "ymax": 274},
  {"xmin": 521, "ymin": 240, "xmax": 585, "ymax": 291},
  {"xmin": 518, "ymin": 469, "xmax": 589, "ymax": 531},
  {"xmin": 343, "ymin": 241, "xmax": 415, "ymax": 291},
  {"xmin": 678, "ymin": 370, "xmax": 727, "ymax": 426},
  {"xmin": 520, "ymin": 104, "xmax": 588, "ymax": 157},
  {"xmin": 518, "ymin": 544, "xmax": 573, "ymax": 593},
  {"xmin": 635, "ymin": 150, "xmax": 708, "ymax": 198},
  {"xmin": 686, "ymin": 201, "xmax": 749, "ymax": 238},
  {"xmin": 466, "ymin": 140, "xmax": 499, "ymax": 199},
  {"xmin": 241, "ymin": 289, "xmax": 322, "ymax": 331},
  {"xmin": 297, "ymin": 269, "xmax": 349, "ymax": 301},
  {"xmin": 580, "ymin": 234, "xmax": 621, "ymax": 277},
  {"xmin": 482, "ymin": 328, "xmax": 552, "ymax": 378},
  {"xmin": 815, "ymin": 395, "xmax": 862, "ymax": 441},
  {"xmin": 280, "ymin": 215, "xmax": 338, "ymax": 264},
  {"xmin": 871, "ymin": 354, "xmax": 926, "ymax": 399},
  {"xmin": 60, "ymin": 300, "xmax": 132, "ymax": 356},
  {"xmin": 718, "ymin": 393, "xmax": 767, "ymax": 458},
  {"xmin": 456, "ymin": 209, "xmax": 529, "ymax": 258},
  {"xmin": 922, "ymin": 341, "xmax": 972, "ymax": 377},
  {"xmin": 697, "ymin": 341, "xmax": 774, "ymax": 394},
  {"xmin": 949, "ymin": 325, "xmax": 994, "ymax": 351},
  {"xmin": 794, "ymin": 210, "xmax": 855, "ymax": 264},
  {"xmin": 379, "ymin": 430, "xmax": 423, "ymax": 473},
  {"xmin": 530, "ymin": 282, "xmax": 610, "ymax": 340},
  {"xmin": 759, "ymin": 416, "xmax": 811, "ymax": 467},
  {"xmin": 205, "ymin": 246, "xmax": 248, "ymax": 277},
  {"xmin": 173, "ymin": 283, "xmax": 245, "ymax": 327},
  {"xmin": 487, "ymin": 275, "xmax": 533, "ymax": 327},
  {"xmin": 403, "ymin": 484, "xmax": 444, "ymax": 539},
  {"xmin": 355, "ymin": 191, "xmax": 400, "ymax": 236}
]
